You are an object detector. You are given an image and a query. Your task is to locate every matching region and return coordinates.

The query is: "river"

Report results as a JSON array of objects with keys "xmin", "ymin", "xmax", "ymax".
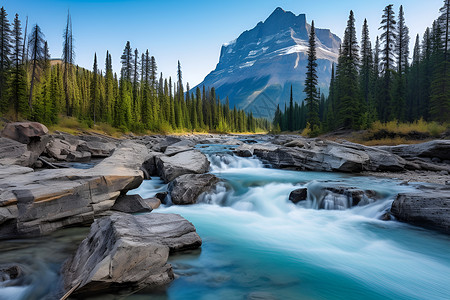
[{"xmin": 1, "ymin": 144, "xmax": 449, "ymax": 300}]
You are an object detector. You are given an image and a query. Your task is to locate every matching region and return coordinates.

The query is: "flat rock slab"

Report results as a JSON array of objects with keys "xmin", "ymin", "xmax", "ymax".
[
  {"xmin": 391, "ymin": 187, "xmax": 450, "ymax": 234},
  {"xmin": 0, "ymin": 141, "xmax": 149, "ymax": 239},
  {"xmin": 156, "ymin": 150, "xmax": 210, "ymax": 183},
  {"xmin": 62, "ymin": 212, "xmax": 202, "ymax": 296}
]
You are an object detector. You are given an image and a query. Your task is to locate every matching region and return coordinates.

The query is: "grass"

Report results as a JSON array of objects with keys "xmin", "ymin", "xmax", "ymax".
[
  {"xmin": 370, "ymin": 119, "xmax": 447, "ymax": 137},
  {"xmin": 347, "ymin": 119, "xmax": 449, "ymax": 146}
]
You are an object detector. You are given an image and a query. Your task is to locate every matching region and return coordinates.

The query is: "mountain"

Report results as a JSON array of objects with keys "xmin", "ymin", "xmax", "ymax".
[{"xmin": 196, "ymin": 7, "xmax": 341, "ymax": 118}]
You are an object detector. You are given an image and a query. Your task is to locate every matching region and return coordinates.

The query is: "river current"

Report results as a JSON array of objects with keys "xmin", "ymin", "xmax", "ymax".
[{"xmin": 0, "ymin": 144, "xmax": 449, "ymax": 300}]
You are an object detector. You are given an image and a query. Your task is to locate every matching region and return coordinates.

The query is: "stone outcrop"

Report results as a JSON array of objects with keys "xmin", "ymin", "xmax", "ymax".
[
  {"xmin": 391, "ymin": 187, "xmax": 450, "ymax": 234},
  {"xmin": 168, "ymin": 173, "xmax": 219, "ymax": 205},
  {"xmin": 380, "ymin": 140, "xmax": 450, "ymax": 162},
  {"xmin": 0, "ymin": 141, "xmax": 149, "ymax": 239},
  {"xmin": 62, "ymin": 212, "xmax": 202, "ymax": 297},
  {"xmin": 251, "ymin": 139, "xmax": 407, "ymax": 173},
  {"xmin": 156, "ymin": 150, "xmax": 210, "ymax": 183}
]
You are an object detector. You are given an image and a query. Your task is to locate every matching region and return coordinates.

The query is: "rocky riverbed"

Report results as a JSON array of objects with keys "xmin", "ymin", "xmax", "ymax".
[{"xmin": 0, "ymin": 122, "xmax": 449, "ymax": 298}]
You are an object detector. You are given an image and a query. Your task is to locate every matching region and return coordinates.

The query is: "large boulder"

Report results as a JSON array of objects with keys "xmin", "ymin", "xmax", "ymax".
[
  {"xmin": 0, "ymin": 141, "xmax": 149, "ymax": 239},
  {"xmin": 391, "ymin": 187, "xmax": 450, "ymax": 234},
  {"xmin": 168, "ymin": 173, "xmax": 219, "ymax": 205},
  {"xmin": 62, "ymin": 213, "xmax": 201, "ymax": 297},
  {"xmin": 1, "ymin": 122, "xmax": 48, "ymax": 144},
  {"xmin": 156, "ymin": 150, "xmax": 210, "ymax": 183}
]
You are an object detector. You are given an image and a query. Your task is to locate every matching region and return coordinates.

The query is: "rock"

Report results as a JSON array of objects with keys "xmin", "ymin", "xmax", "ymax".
[
  {"xmin": 0, "ymin": 122, "xmax": 49, "ymax": 167},
  {"xmin": 1, "ymin": 122, "xmax": 48, "ymax": 144},
  {"xmin": 151, "ymin": 136, "xmax": 182, "ymax": 152},
  {"xmin": 253, "ymin": 140, "xmax": 407, "ymax": 172},
  {"xmin": 391, "ymin": 188, "xmax": 450, "ymax": 234},
  {"xmin": 0, "ymin": 141, "xmax": 149, "ymax": 239},
  {"xmin": 164, "ymin": 140, "xmax": 195, "ymax": 156},
  {"xmin": 381, "ymin": 140, "xmax": 450, "ymax": 161},
  {"xmin": 234, "ymin": 144, "xmax": 254, "ymax": 157},
  {"xmin": 77, "ymin": 140, "xmax": 116, "ymax": 157},
  {"xmin": 168, "ymin": 173, "xmax": 219, "ymax": 205},
  {"xmin": 62, "ymin": 213, "xmax": 201, "ymax": 296},
  {"xmin": 380, "ymin": 212, "xmax": 392, "ymax": 221},
  {"xmin": 432, "ymin": 157, "xmax": 442, "ymax": 164},
  {"xmin": 141, "ymin": 151, "xmax": 163, "ymax": 179},
  {"xmin": 155, "ymin": 192, "xmax": 168, "ymax": 203},
  {"xmin": 0, "ymin": 137, "xmax": 34, "ymax": 166},
  {"xmin": 289, "ymin": 188, "xmax": 307, "ymax": 203},
  {"xmin": 324, "ymin": 187, "xmax": 378, "ymax": 207},
  {"xmin": 0, "ymin": 264, "xmax": 23, "ymax": 282},
  {"xmin": 284, "ymin": 139, "xmax": 307, "ymax": 148},
  {"xmin": 66, "ymin": 151, "xmax": 91, "ymax": 162},
  {"xmin": 112, "ymin": 194, "xmax": 153, "ymax": 213},
  {"xmin": 144, "ymin": 197, "xmax": 161, "ymax": 209},
  {"xmin": 156, "ymin": 150, "xmax": 210, "ymax": 183},
  {"xmin": 440, "ymin": 170, "xmax": 449, "ymax": 175},
  {"xmin": 45, "ymin": 138, "xmax": 78, "ymax": 161}
]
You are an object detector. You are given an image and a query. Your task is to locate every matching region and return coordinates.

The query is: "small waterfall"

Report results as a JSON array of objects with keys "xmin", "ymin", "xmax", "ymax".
[{"xmin": 208, "ymin": 153, "xmax": 264, "ymax": 173}]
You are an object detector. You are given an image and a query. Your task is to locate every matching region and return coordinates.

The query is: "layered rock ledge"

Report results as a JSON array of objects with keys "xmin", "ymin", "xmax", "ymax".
[
  {"xmin": 61, "ymin": 212, "xmax": 202, "ymax": 297},
  {"xmin": 0, "ymin": 140, "xmax": 150, "ymax": 239}
]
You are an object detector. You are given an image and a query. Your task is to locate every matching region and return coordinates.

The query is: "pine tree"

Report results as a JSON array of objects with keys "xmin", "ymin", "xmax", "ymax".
[
  {"xmin": 62, "ymin": 11, "xmax": 74, "ymax": 116},
  {"xmin": 304, "ymin": 20, "xmax": 320, "ymax": 130},
  {"xmin": 337, "ymin": 10, "xmax": 360, "ymax": 129},
  {"xmin": 392, "ymin": 5, "xmax": 410, "ymax": 121},
  {"xmin": 360, "ymin": 19, "xmax": 372, "ymax": 105},
  {"xmin": 288, "ymin": 85, "xmax": 294, "ymax": 131},
  {"xmin": 9, "ymin": 13, "xmax": 27, "ymax": 119},
  {"xmin": 90, "ymin": 52, "xmax": 98, "ymax": 123},
  {"xmin": 407, "ymin": 34, "xmax": 421, "ymax": 120},
  {"xmin": 120, "ymin": 41, "xmax": 133, "ymax": 82},
  {"xmin": 28, "ymin": 24, "xmax": 45, "ymax": 113},
  {"xmin": 0, "ymin": 7, "xmax": 11, "ymax": 111},
  {"xmin": 379, "ymin": 4, "xmax": 396, "ymax": 121}
]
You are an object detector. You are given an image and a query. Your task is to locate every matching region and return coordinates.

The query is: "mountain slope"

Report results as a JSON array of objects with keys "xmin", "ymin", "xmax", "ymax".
[{"xmin": 196, "ymin": 7, "xmax": 341, "ymax": 118}]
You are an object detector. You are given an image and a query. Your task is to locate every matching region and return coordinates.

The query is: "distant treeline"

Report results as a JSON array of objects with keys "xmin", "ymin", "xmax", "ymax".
[
  {"xmin": 274, "ymin": 1, "xmax": 449, "ymax": 134},
  {"xmin": 0, "ymin": 8, "xmax": 270, "ymax": 133}
]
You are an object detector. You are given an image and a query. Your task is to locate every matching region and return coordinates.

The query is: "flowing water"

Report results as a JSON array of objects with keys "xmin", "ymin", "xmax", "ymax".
[{"xmin": 1, "ymin": 144, "xmax": 449, "ymax": 300}]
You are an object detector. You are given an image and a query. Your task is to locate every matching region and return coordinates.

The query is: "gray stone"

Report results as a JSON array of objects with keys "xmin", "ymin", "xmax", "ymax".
[
  {"xmin": 168, "ymin": 173, "xmax": 219, "ymax": 205},
  {"xmin": 0, "ymin": 138, "xmax": 33, "ymax": 166},
  {"xmin": 164, "ymin": 140, "xmax": 195, "ymax": 156},
  {"xmin": 77, "ymin": 140, "xmax": 115, "ymax": 157},
  {"xmin": 381, "ymin": 140, "xmax": 450, "ymax": 161},
  {"xmin": 155, "ymin": 192, "xmax": 168, "ymax": 203},
  {"xmin": 391, "ymin": 189, "xmax": 450, "ymax": 234},
  {"xmin": 289, "ymin": 188, "xmax": 307, "ymax": 204},
  {"xmin": 234, "ymin": 144, "xmax": 254, "ymax": 157},
  {"xmin": 61, "ymin": 212, "xmax": 201, "ymax": 296},
  {"xmin": 112, "ymin": 194, "xmax": 153, "ymax": 213},
  {"xmin": 156, "ymin": 150, "xmax": 210, "ymax": 183},
  {"xmin": 66, "ymin": 151, "xmax": 91, "ymax": 162}
]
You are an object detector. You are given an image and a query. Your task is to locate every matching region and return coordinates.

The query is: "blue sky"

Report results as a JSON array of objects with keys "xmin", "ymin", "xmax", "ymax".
[{"xmin": 2, "ymin": 0, "xmax": 443, "ymax": 87}]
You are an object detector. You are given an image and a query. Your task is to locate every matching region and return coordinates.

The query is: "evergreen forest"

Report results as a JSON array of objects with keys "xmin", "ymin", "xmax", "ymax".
[
  {"xmin": 273, "ymin": 1, "xmax": 450, "ymax": 135},
  {"xmin": 0, "ymin": 9, "xmax": 270, "ymax": 133}
]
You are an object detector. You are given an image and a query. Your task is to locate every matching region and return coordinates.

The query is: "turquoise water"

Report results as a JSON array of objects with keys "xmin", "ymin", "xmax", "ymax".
[
  {"xmin": 130, "ymin": 149, "xmax": 450, "ymax": 300},
  {"xmin": 1, "ymin": 146, "xmax": 449, "ymax": 300}
]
